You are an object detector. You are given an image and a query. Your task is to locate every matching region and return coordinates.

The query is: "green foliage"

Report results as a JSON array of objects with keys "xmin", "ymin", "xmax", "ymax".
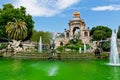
[
  {"xmin": 5, "ymin": 19, "xmax": 27, "ymax": 40},
  {"xmin": 65, "ymin": 39, "xmax": 83, "ymax": 51},
  {"xmin": 68, "ymin": 39, "xmax": 83, "ymax": 45},
  {"xmin": 0, "ymin": 43, "xmax": 7, "ymax": 50},
  {"xmin": 117, "ymin": 26, "xmax": 120, "ymax": 39},
  {"xmin": 57, "ymin": 39, "xmax": 90, "ymax": 52},
  {"xmin": 30, "ymin": 30, "xmax": 52, "ymax": 45},
  {"xmin": 101, "ymin": 42, "xmax": 110, "ymax": 51},
  {"xmin": 57, "ymin": 46, "xmax": 65, "ymax": 52},
  {"xmin": 30, "ymin": 30, "xmax": 39, "ymax": 42},
  {"xmin": 0, "ymin": 4, "xmax": 34, "ymax": 40},
  {"xmin": 90, "ymin": 26, "xmax": 112, "ymax": 41},
  {"xmin": 65, "ymin": 45, "xmax": 79, "ymax": 51},
  {"xmin": 92, "ymin": 30, "xmax": 106, "ymax": 40}
]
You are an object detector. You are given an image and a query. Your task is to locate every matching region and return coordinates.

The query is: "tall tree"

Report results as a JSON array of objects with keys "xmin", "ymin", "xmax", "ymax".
[
  {"xmin": 30, "ymin": 30, "xmax": 52, "ymax": 45},
  {"xmin": 117, "ymin": 26, "xmax": 120, "ymax": 39},
  {"xmin": 5, "ymin": 19, "xmax": 27, "ymax": 40},
  {"xmin": 90, "ymin": 26, "xmax": 112, "ymax": 41},
  {"xmin": 0, "ymin": 4, "xmax": 34, "ymax": 40},
  {"xmin": 92, "ymin": 30, "xmax": 106, "ymax": 40}
]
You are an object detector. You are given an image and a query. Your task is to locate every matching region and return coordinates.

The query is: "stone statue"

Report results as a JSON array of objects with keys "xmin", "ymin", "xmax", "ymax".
[{"xmin": 7, "ymin": 40, "xmax": 23, "ymax": 53}]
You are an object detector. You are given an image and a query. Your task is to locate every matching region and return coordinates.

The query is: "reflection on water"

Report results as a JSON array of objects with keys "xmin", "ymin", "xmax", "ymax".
[
  {"xmin": 112, "ymin": 67, "xmax": 119, "ymax": 80},
  {"xmin": 48, "ymin": 66, "xmax": 58, "ymax": 76},
  {"xmin": 30, "ymin": 62, "xmax": 59, "ymax": 76},
  {"xmin": 12, "ymin": 59, "xmax": 22, "ymax": 71},
  {"xmin": 109, "ymin": 67, "xmax": 120, "ymax": 80},
  {"xmin": 12, "ymin": 59, "xmax": 25, "ymax": 80}
]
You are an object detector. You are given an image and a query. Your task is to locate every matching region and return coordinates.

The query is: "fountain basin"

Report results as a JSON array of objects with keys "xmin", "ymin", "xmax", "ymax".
[
  {"xmin": 107, "ymin": 63, "xmax": 120, "ymax": 66},
  {"xmin": 1, "ymin": 58, "xmax": 120, "ymax": 80}
]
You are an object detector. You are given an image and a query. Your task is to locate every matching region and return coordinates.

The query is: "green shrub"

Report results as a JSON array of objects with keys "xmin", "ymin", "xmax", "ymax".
[
  {"xmin": 57, "ymin": 46, "xmax": 65, "ymax": 52},
  {"xmin": 101, "ymin": 42, "xmax": 110, "ymax": 51},
  {"xmin": 57, "ymin": 39, "xmax": 90, "ymax": 52}
]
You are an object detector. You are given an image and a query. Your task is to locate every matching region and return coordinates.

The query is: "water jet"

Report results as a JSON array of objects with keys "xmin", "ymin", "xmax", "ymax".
[{"xmin": 108, "ymin": 30, "xmax": 120, "ymax": 66}]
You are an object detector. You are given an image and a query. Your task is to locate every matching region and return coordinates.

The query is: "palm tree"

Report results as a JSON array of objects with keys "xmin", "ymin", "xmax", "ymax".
[{"xmin": 5, "ymin": 18, "xmax": 27, "ymax": 40}]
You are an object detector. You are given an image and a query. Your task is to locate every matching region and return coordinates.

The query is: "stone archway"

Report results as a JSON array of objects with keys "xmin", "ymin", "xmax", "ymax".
[
  {"xmin": 73, "ymin": 27, "xmax": 80, "ymax": 38},
  {"xmin": 64, "ymin": 11, "xmax": 90, "ymax": 44},
  {"xmin": 60, "ymin": 42, "xmax": 63, "ymax": 46},
  {"xmin": 84, "ymin": 31, "xmax": 88, "ymax": 37},
  {"xmin": 66, "ymin": 33, "xmax": 69, "ymax": 38}
]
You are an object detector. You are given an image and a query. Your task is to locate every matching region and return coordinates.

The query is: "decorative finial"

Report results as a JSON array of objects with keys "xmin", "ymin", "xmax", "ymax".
[{"xmin": 73, "ymin": 12, "xmax": 80, "ymax": 17}]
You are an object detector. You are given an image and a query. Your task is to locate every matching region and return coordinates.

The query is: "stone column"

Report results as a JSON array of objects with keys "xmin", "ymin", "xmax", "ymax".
[
  {"xmin": 70, "ymin": 27, "xmax": 73, "ymax": 39},
  {"xmin": 64, "ymin": 31, "xmax": 67, "ymax": 39},
  {"xmin": 80, "ymin": 26, "xmax": 84, "ymax": 39}
]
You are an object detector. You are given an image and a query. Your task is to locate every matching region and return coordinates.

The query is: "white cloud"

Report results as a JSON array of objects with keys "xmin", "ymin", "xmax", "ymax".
[
  {"xmin": 91, "ymin": 5, "xmax": 120, "ymax": 11},
  {"xmin": 14, "ymin": 0, "xmax": 80, "ymax": 17},
  {"xmin": 56, "ymin": 0, "xmax": 79, "ymax": 9}
]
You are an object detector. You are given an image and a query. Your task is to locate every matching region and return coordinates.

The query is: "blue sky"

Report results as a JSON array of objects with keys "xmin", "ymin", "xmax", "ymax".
[{"xmin": 0, "ymin": 0, "xmax": 120, "ymax": 32}]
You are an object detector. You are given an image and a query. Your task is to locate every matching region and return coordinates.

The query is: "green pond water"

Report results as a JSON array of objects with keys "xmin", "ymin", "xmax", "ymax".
[{"xmin": 0, "ymin": 58, "xmax": 120, "ymax": 80}]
